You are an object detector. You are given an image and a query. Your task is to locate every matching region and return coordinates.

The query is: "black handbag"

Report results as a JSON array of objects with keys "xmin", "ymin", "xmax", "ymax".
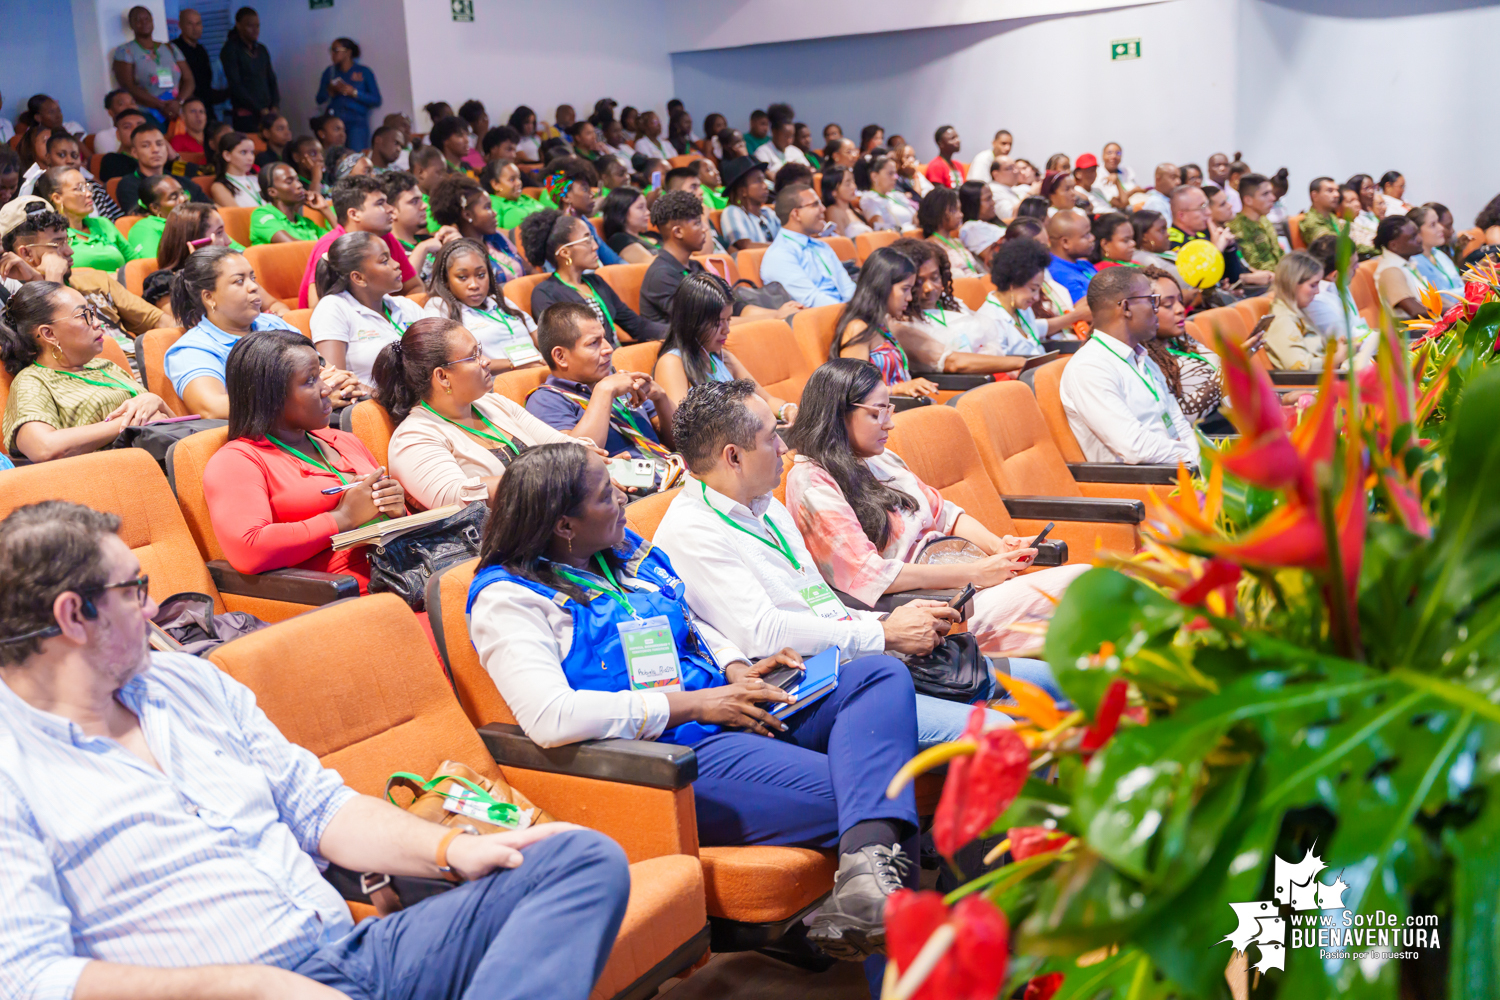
[
  {"xmin": 129, "ymin": 417, "xmax": 228, "ymax": 470},
  {"xmin": 366, "ymin": 502, "xmax": 489, "ymax": 611},
  {"xmin": 899, "ymin": 632, "xmax": 996, "ymax": 704}
]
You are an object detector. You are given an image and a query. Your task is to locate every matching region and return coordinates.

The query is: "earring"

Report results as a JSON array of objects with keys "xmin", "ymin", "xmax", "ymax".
[
  {"xmin": 443, "ymin": 380, "xmax": 452, "ymax": 395},
  {"xmin": 567, "ymin": 535, "xmax": 574, "ymax": 555},
  {"xmin": 52, "ymin": 346, "xmax": 65, "ymax": 364}
]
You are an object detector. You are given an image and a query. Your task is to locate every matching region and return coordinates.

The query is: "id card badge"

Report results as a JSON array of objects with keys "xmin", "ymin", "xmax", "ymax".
[
  {"xmin": 441, "ymin": 781, "xmax": 527, "ymax": 829},
  {"xmin": 800, "ymin": 581, "xmax": 852, "ymax": 621},
  {"xmin": 1160, "ymin": 412, "xmax": 1180, "ymax": 439},
  {"xmin": 501, "ymin": 337, "xmax": 543, "ymax": 366},
  {"xmin": 619, "ymin": 615, "xmax": 683, "ymax": 691},
  {"xmin": 153, "ymin": 68, "xmax": 175, "ymax": 89}
]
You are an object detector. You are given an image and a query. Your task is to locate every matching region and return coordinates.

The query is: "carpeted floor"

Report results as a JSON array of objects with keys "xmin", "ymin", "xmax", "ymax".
[{"xmin": 657, "ymin": 951, "xmax": 870, "ymax": 999}]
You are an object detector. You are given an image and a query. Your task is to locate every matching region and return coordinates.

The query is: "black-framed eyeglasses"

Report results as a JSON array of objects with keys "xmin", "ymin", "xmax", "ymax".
[
  {"xmin": 1122, "ymin": 293, "xmax": 1163, "ymax": 310},
  {"xmin": 0, "ymin": 575, "xmax": 150, "ymax": 646},
  {"xmin": 70, "ymin": 303, "xmax": 103, "ymax": 327}
]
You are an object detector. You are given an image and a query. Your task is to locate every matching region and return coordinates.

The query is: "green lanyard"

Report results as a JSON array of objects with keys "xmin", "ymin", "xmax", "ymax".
[
  {"xmin": 699, "ymin": 479, "xmax": 800, "ymax": 570},
  {"xmin": 553, "ymin": 554, "xmax": 636, "ymax": 617},
  {"xmin": 923, "ymin": 309, "xmax": 949, "ymax": 328},
  {"xmin": 381, "ymin": 300, "xmax": 409, "ymax": 334},
  {"xmin": 474, "ymin": 305, "xmax": 524, "ymax": 339},
  {"xmin": 418, "ymin": 401, "xmax": 518, "ymax": 455},
  {"xmin": 780, "ymin": 231, "xmax": 836, "ymax": 280},
  {"xmin": 556, "ymin": 276, "xmax": 615, "ymax": 333},
  {"xmin": 935, "ymin": 234, "xmax": 981, "ymax": 273},
  {"xmin": 1090, "ymin": 334, "xmax": 1163, "ymax": 404},
  {"xmin": 986, "ymin": 295, "xmax": 1042, "ymax": 344},
  {"xmin": 44, "ymin": 364, "xmax": 140, "ymax": 397},
  {"xmin": 878, "ymin": 327, "xmax": 910, "ymax": 375},
  {"xmin": 267, "ymin": 433, "xmax": 349, "ymax": 485},
  {"xmin": 1166, "ymin": 344, "xmax": 1200, "ymax": 360}
]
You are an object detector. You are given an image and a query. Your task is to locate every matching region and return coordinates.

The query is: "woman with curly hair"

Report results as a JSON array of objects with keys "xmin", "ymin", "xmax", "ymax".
[{"xmin": 887, "ymin": 238, "xmax": 1029, "ymax": 375}]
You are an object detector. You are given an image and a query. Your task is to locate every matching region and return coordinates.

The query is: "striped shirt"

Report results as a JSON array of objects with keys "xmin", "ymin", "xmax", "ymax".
[
  {"xmin": 0, "ymin": 652, "xmax": 357, "ymax": 1000},
  {"xmin": 2, "ymin": 359, "xmax": 141, "ymax": 457}
]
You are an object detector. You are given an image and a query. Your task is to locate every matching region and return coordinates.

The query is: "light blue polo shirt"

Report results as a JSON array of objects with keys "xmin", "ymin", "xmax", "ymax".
[
  {"xmin": 759, "ymin": 229, "xmax": 855, "ymax": 308},
  {"xmin": 165, "ymin": 313, "xmax": 298, "ymax": 397}
]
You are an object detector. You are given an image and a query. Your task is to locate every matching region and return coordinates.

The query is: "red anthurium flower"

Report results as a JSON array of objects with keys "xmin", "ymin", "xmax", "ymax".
[
  {"xmin": 1173, "ymin": 557, "xmax": 1242, "ymax": 614},
  {"xmin": 933, "ymin": 707, "xmax": 1031, "ymax": 858},
  {"xmin": 1080, "ymin": 679, "xmax": 1129, "ymax": 754},
  {"xmin": 887, "ymin": 891, "xmax": 1012, "ymax": 1000},
  {"xmin": 1008, "ymin": 826, "xmax": 1074, "ymax": 860},
  {"xmin": 1464, "ymin": 280, "xmax": 1488, "ymax": 309},
  {"xmin": 1024, "ymin": 973, "xmax": 1066, "ymax": 1000},
  {"xmin": 1197, "ymin": 499, "xmax": 1327, "ymax": 571}
]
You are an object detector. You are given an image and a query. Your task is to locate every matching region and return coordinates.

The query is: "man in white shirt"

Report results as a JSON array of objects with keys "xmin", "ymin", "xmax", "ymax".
[
  {"xmin": 1059, "ymin": 267, "xmax": 1200, "ymax": 466},
  {"xmin": 1141, "ymin": 162, "xmax": 1178, "ymax": 218},
  {"xmin": 753, "ymin": 119, "xmax": 809, "ymax": 180},
  {"xmin": 986, "ymin": 157, "xmax": 1022, "ymax": 223}
]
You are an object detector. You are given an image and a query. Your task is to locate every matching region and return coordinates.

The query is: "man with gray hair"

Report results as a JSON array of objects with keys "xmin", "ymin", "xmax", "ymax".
[{"xmin": 0, "ymin": 499, "xmax": 631, "ymax": 1000}]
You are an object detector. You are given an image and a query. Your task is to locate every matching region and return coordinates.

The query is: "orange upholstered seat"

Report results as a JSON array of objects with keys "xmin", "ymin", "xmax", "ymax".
[
  {"xmin": 854, "ymin": 230, "xmax": 898, "ymax": 264},
  {"xmin": 242, "ymin": 241, "xmax": 315, "ymax": 307},
  {"xmin": 217, "ymin": 205, "xmax": 255, "ymax": 247},
  {"xmin": 123, "ymin": 257, "xmax": 157, "ymax": 296},
  {"xmin": 613, "ymin": 341, "xmax": 661, "ymax": 374},
  {"xmin": 951, "ymin": 276, "xmax": 995, "ymax": 311},
  {"xmin": 136, "ymin": 326, "xmax": 190, "ymax": 415},
  {"xmin": 0, "ymin": 338, "xmax": 134, "ymax": 454},
  {"xmin": 491, "ymin": 365, "xmax": 550, "ymax": 406},
  {"xmin": 789, "ymin": 303, "xmax": 842, "ymax": 370},
  {"xmin": 725, "ymin": 320, "xmax": 814, "ymax": 404},
  {"xmin": 501, "ymin": 273, "xmax": 549, "ymax": 317},
  {"xmin": 597, "ymin": 262, "xmax": 649, "ymax": 313},
  {"xmin": 735, "ymin": 248, "xmax": 766, "ymax": 286}
]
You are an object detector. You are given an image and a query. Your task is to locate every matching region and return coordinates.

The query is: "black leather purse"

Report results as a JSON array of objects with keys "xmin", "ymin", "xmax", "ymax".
[
  {"xmin": 899, "ymin": 632, "xmax": 997, "ymax": 703},
  {"xmin": 367, "ymin": 502, "xmax": 489, "ymax": 611}
]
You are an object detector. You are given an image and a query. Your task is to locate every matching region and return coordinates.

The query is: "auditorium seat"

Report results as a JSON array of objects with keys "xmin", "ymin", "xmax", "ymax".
[
  {"xmin": 217, "ymin": 205, "xmax": 255, "ymax": 248},
  {"xmin": 491, "ymin": 364, "xmax": 550, "ymax": 405},
  {"xmin": 790, "ymin": 303, "xmax": 843, "ymax": 369},
  {"xmin": 345, "ymin": 398, "xmax": 397, "ymax": 469},
  {"xmin": 952, "ymin": 276, "xmax": 994, "ymax": 311},
  {"xmin": 623, "ymin": 486, "xmax": 683, "ymax": 541},
  {"xmin": 690, "ymin": 252, "xmax": 739, "ymax": 285},
  {"xmin": 1032, "ymin": 355, "xmax": 1086, "ymax": 463},
  {"xmin": 502, "ymin": 273, "xmax": 549, "ymax": 316},
  {"xmin": 726, "ymin": 320, "xmax": 814, "ymax": 404},
  {"xmin": 115, "ymin": 215, "xmax": 143, "ymax": 238},
  {"xmin": 243, "ymin": 241, "xmax": 315, "ymax": 308},
  {"xmin": 1351, "ymin": 258, "xmax": 1380, "ymax": 312},
  {"xmin": 208, "ymin": 593, "xmax": 711, "ymax": 1000},
  {"xmin": 819, "ymin": 236, "xmax": 855, "ymax": 262},
  {"xmin": 613, "ymin": 341, "xmax": 661, "ymax": 373},
  {"xmin": 736, "ymin": 248, "xmax": 767, "ymax": 286},
  {"xmin": 854, "ymin": 230, "xmax": 898, "ymax": 264},
  {"xmin": 667, "ymin": 153, "xmax": 703, "ymax": 169},
  {"xmin": 135, "ymin": 326, "xmax": 190, "ymax": 415},
  {"xmin": 124, "ymin": 257, "xmax": 157, "ymax": 296},
  {"xmin": 1289, "ymin": 214, "xmax": 1307, "ymax": 250},
  {"xmin": 597, "ymin": 262, "xmax": 649, "ymax": 313}
]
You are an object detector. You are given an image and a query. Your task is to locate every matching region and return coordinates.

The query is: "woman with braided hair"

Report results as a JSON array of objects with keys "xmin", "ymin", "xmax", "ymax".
[
  {"xmin": 886, "ymin": 238, "xmax": 1029, "ymax": 376},
  {"xmin": 539, "ymin": 157, "xmax": 623, "ymax": 266}
]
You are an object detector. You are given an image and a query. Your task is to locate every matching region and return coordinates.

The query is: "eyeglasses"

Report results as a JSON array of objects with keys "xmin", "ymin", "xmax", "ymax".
[
  {"xmin": 70, "ymin": 303, "xmax": 103, "ymax": 327},
  {"xmin": 1121, "ymin": 293, "xmax": 1163, "ymax": 310},
  {"xmin": 442, "ymin": 345, "xmax": 487, "ymax": 367},
  {"xmin": 88, "ymin": 575, "xmax": 151, "ymax": 605},
  {"xmin": 851, "ymin": 401, "xmax": 895, "ymax": 419},
  {"xmin": 25, "ymin": 238, "xmax": 69, "ymax": 253},
  {"xmin": 557, "ymin": 234, "xmax": 593, "ymax": 251}
]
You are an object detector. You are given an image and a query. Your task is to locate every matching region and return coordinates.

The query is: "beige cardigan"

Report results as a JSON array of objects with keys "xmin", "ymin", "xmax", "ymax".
[{"xmin": 388, "ymin": 394, "xmax": 577, "ymax": 509}]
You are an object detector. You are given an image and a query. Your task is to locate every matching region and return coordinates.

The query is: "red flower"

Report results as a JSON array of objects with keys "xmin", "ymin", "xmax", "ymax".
[
  {"xmin": 933, "ymin": 707, "xmax": 1031, "ymax": 858},
  {"xmin": 887, "ymin": 890, "xmax": 1011, "ymax": 1000},
  {"xmin": 1024, "ymin": 973, "xmax": 1066, "ymax": 1000},
  {"xmin": 1079, "ymin": 679, "xmax": 1129, "ymax": 754},
  {"xmin": 1008, "ymin": 826, "xmax": 1073, "ymax": 860},
  {"xmin": 1173, "ymin": 557, "xmax": 1242, "ymax": 615}
]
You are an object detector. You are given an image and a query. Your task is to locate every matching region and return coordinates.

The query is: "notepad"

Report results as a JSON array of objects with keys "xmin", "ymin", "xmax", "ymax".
[
  {"xmin": 330, "ymin": 504, "xmax": 466, "ymax": 551},
  {"xmin": 769, "ymin": 646, "xmax": 840, "ymax": 720}
]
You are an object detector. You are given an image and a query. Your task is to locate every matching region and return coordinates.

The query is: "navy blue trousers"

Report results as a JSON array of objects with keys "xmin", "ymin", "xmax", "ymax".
[
  {"xmin": 689, "ymin": 654, "xmax": 920, "ymax": 850},
  {"xmin": 293, "ymin": 830, "xmax": 630, "ymax": 1000}
]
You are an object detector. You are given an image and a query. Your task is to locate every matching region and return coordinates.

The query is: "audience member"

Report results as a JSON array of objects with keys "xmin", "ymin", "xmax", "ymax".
[
  {"xmin": 1380, "ymin": 170, "xmax": 1410, "ymax": 215},
  {"xmin": 600, "ymin": 186, "xmax": 656, "ymax": 264},
  {"xmin": 958, "ymin": 179, "xmax": 998, "ymax": 233},
  {"xmin": 171, "ymin": 8, "xmax": 223, "ymax": 114},
  {"xmin": 1228, "ymin": 172, "xmax": 1284, "ymax": 273},
  {"xmin": 249, "ymin": 162, "xmax": 333, "ymax": 245},
  {"xmin": 316, "ymin": 37, "xmax": 381, "ymax": 151},
  {"xmin": 1373, "ymin": 214, "xmax": 1431, "ymax": 320},
  {"xmin": 652, "ymin": 273, "xmax": 796, "ymax": 419},
  {"xmin": 524, "ymin": 302, "xmax": 675, "ymax": 456},
  {"xmin": 0, "ymin": 146, "xmax": 20, "ymax": 208},
  {"xmin": 983, "ymin": 157, "xmax": 1022, "ymax": 222},
  {"xmin": 205, "ymin": 328, "xmax": 404, "ymax": 585},
  {"xmin": 111, "ymin": 6, "xmax": 194, "ymax": 125},
  {"xmin": 297, "ymin": 175, "xmax": 421, "ymax": 308},
  {"xmin": 1298, "ymin": 176, "xmax": 1346, "ymax": 249},
  {"xmin": 541, "ymin": 157, "xmax": 623, "ymax": 266},
  {"xmin": 1303, "ymin": 234, "xmax": 1376, "ymax": 344},
  {"xmin": 1073, "ymin": 153, "xmax": 1112, "ymax": 214},
  {"xmin": 98, "ymin": 109, "xmax": 149, "ymax": 181},
  {"xmin": 1265, "ymin": 250, "xmax": 1359, "ymax": 371},
  {"xmin": 1040, "ymin": 170, "xmax": 1079, "ymax": 216},
  {"xmin": 1180, "ymin": 163, "xmax": 1204, "ymax": 187},
  {"xmin": 784, "ymin": 358, "xmax": 1082, "ymax": 659},
  {"xmin": 1045, "ymin": 210, "xmax": 1098, "ymax": 302},
  {"xmin": 1095, "ymin": 142, "xmax": 1138, "ymax": 209},
  {"xmin": 761, "ymin": 184, "xmax": 855, "ymax": 308},
  {"xmin": 819, "ymin": 166, "xmax": 870, "ymax": 239},
  {"xmin": 310, "ymin": 230, "xmax": 426, "ymax": 386},
  {"xmin": 855, "ymin": 150, "xmax": 916, "ymax": 232},
  {"xmin": 376, "ymin": 316, "xmax": 580, "ymax": 508},
  {"xmin": 421, "ymin": 237, "xmax": 540, "ymax": 371},
  {"xmin": 976, "ymin": 237, "xmax": 1055, "ymax": 354},
  {"xmin": 486, "ymin": 159, "xmax": 546, "ymax": 229},
  {"xmin": 629, "ymin": 110, "xmax": 668, "ymax": 161},
  {"xmin": 122, "ymin": 173, "xmax": 190, "ymax": 258},
  {"xmin": 831, "ymin": 247, "xmax": 936, "ymax": 398},
  {"xmin": 113, "ymin": 121, "xmax": 211, "ymax": 214},
  {"xmin": 965, "ymin": 130, "xmax": 1011, "ymax": 193},
  {"xmin": 154, "ymin": 202, "xmax": 246, "ymax": 273},
  {"xmin": 792, "ymin": 122, "xmax": 821, "ymax": 168},
  {"xmin": 220, "ymin": 7, "xmax": 279, "ymax": 136},
  {"xmin": 1060, "ymin": 267, "xmax": 1199, "ymax": 466},
  {"xmin": 753, "ymin": 118, "xmax": 808, "ymax": 180},
  {"xmin": 1091, "ymin": 211, "xmax": 1136, "ymax": 268},
  {"xmin": 170, "ymin": 95, "xmax": 211, "ymax": 156},
  {"xmin": 960, "ymin": 220, "xmax": 1004, "ymax": 270},
  {"xmin": 888, "ymin": 237, "xmax": 1025, "ymax": 376},
  {"xmin": 1224, "ymin": 160, "xmax": 1250, "ymax": 213},
  {"xmin": 429, "ymin": 173, "xmax": 526, "ymax": 282},
  {"xmin": 1138, "ymin": 264, "xmax": 1222, "ymax": 424},
  {"xmin": 918, "ymin": 186, "xmax": 984, "ymax": 278},
  {"xmin": 0, "ymin": 281, "xmax": 172, "ymax": 462},
  {"xmin": 1141, "ymin": 162, "xmax": 1177, "ymax": 217},
  {"xmin": 770, "ymin": 160, "xmax": 814, "ymax": 196},
  {"xmin": 253, "ymin": 112, "xmax": 291, "ymax": 168},
  {"xmin": 521, "ymin": 210, "xmax": 664, "ymax": 343},
  {"xmin": 286, "ymin": 133, "xmax": 328, "ymax": 196},
  {"xmin": 368, "ymin": 123, "xmax": 406, "ymax": 171},
  {"xmin": 924, "ymin": 125, "xmax": 966, "ymax": 189},
  {"xmin": 207, "ymin": 131, "xmax": 263, "ymax": 207},
  {"xmin": 35, "ymin": 168, "xmax": 138, "ymax": 272},
  {"xmin": 0, "ymin": 499, "xmax": 632, "ymax": 1000},
  {"xmin": 718, "ymin": 158, "xmax": 781, "ymax": 253},
  {"xmin": 1407, "ymin": 204, "xmax": 1461, "ymax": 301}
]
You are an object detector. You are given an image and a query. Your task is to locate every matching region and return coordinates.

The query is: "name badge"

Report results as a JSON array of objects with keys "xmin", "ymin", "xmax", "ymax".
[
  {"xmin": 501, "ymin": 337, "xmax": 543, "ymax": 366},
  {"xmin": 619, "ymin": 615, "xmax": 682, "ymax": 691},
  {"xmin": 800, "ymin": 581, "xmax": 851, "ymax": 621},
  {"xmin": 441, "ymin": 781, "xmax": 528, "ymax": 829},
  {"xmin": 153, "ymin": 68, "xmax": 175, "ymax": 89},
  {"xmin": 1160, "ymin": 412, "xmax": 1179, "ymax": 439}
]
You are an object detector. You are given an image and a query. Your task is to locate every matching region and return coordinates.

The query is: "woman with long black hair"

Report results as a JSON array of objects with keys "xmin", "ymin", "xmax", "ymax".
[{"xmin": 830, "ymin": 247, "xmax": 936, "ymax": 399}]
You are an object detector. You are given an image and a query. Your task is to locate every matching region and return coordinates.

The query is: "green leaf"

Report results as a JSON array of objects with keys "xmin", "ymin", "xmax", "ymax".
[
  {"xmin": 1444, "ymin": 802, "xmax": 1500, "ymax": 1000},
  {"xmin": 985, "ymin": 776, "xmax": 1075, "ymax": 838}
]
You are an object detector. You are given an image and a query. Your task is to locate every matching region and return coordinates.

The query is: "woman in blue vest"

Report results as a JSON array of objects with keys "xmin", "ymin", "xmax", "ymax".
[{"xmin": 467, "ymin": 444, "xmax": 922, "ymax": 961}]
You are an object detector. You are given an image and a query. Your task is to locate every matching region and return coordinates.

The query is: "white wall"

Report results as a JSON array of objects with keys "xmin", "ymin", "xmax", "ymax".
[
  {"xmin": 400, "ymin": 0, "xmax": 675, "ymax": 133},
  {"xmin": 254, "ymin": 0, "xmax": 412, "ymax": 142},
  {"xmin": 1236, "ymin": 0, "xmax": 1500, "ymax": 225},
  {"xmin": 670, "ymin": 0, "xmax": 1237, "ymax": 173}
]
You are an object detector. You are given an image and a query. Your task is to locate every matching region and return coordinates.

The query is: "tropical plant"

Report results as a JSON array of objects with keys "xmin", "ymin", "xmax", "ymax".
[{"xmin": 878, "ymin": 246, "xmax": 1500, "ymax": 1000}]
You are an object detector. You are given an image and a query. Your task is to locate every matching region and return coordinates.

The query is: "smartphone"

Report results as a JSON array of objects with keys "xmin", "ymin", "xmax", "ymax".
[
  {"xmin": 947, "ymin": 583, "xmax": 976, "ymax": 611},
  {"xmin": 1029, "ymin": 522, "xmax": 1054, "ymax": 548},
  {"xmin": 650, "ymin": 170, "xmax": 663, "ymax": 189},
  {"xmin": 606, "ymin": 457, "xmax": 657, "ymax": 489},
  {"xmin": 761, "ymin": 665, "xmax": 805, "ymax": 692}
]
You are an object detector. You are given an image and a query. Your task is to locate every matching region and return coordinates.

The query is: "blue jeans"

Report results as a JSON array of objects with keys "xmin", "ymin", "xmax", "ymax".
[
  {"xmin": 690, "ymin": 654, "xmax": 920, "ymax": 849},
  {"xmin": 911, "ymin": 656, "xmax": 1064, "ymax": 745},
  {"xmin": 293, "ymin": 830, "xmax": 630, "ymax": 1000}
]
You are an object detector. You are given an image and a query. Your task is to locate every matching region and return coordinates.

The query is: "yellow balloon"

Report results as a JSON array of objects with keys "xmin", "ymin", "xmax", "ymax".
[{"xmin": 1176, "ymin": 239, "xmax": 1224, "ymax": 288}]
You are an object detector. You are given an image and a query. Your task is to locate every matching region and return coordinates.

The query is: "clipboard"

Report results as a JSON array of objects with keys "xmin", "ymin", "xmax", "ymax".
[{"xmin": 1020, "ymin": 351, "xmax": 1061, "ymax": 372}]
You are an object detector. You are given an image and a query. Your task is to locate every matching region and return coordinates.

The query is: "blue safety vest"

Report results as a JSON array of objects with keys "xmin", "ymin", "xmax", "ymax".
[{"xmin": 467, "ymin": 529, "xmax": 724, "ymax": 745}]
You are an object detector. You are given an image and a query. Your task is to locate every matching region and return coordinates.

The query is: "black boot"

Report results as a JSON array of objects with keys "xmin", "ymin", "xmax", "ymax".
[{"xmin": 805, "ymin": 843, "xmax": 911, "ymax": 960}]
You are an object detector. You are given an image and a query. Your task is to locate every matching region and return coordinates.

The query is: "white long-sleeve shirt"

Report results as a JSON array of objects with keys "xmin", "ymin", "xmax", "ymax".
[
  {"xmin": 1059, "ymin": 334, "xmax": 1200, "ymax": 466},
  {"xmin": 654, "ymin": 478, "xmax": 887, "ymax": 665}
]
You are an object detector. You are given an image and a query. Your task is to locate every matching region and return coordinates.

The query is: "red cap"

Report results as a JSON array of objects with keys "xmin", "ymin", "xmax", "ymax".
[{"xmin": 1075, "ymin": 152, "xmax": 1099, "ymax": 169}]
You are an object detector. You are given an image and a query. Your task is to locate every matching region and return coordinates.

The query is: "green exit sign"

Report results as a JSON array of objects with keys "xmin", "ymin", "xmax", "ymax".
[
  {"xmin": 451, "ymin": 0, "xmax": 473, "ymax": 20},
  {"xmin": 309, "ymin": 0, "xmax": 333, "ymax": 8},
  {"xmin": 1111, "ymin": 38, "xmax": 1142, "ymax": 60}
]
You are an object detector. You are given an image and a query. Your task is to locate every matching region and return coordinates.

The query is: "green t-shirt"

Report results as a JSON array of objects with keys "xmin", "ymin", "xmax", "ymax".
[
  {"xmin": 701, "ymin": 186, "xmax": 728, "ymax": 212},
  {"xmin": 125, "ymin": 215, "xmax": 167, "ymax": 260},
  {"xmin": 744, "ymin": 134, "xmax": 771, "ymax": 154},
  {"xmin": 69, "ymin": 216, "xmax": 138, "ymax": 271},
  {"xmin": 423, "ymin": 194, "xmax": 440, "ymax": 235},
  {"xmin": 491, "ymin": 193, "xmax": 548, "ymax": 231},
  {"xmin": 250, "ymin": 204, "xmax": 331, "ymax": 245}
]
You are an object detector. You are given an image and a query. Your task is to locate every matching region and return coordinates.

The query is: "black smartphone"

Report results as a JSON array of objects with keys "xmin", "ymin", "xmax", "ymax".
[
  {"xmin": 1029, "ymin": 522, "xmax": 1055, "ymax": 548},
  {"xmin": 761, "ymin": 665, "xmax": 804, "ymax": 692},
  {"xmin": 948, "ymin": 583, "xmax": 976, "ymax": 611}
]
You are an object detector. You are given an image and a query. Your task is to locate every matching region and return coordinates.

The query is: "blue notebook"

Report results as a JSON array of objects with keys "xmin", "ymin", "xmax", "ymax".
[{"xmin": 770, "ymin": 647, "xmax": 841, "ymax": 719}]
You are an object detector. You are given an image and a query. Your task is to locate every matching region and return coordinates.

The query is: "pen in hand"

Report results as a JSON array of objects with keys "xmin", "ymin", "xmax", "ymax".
[{"xmin": 322, "ymin": 467, "xmax": 387, "ymax": 495}]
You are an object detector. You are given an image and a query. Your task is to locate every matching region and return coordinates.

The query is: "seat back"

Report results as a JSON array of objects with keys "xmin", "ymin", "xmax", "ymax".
[
  {"xmin": 105, "ymin": 176, "xmax": 122, "ymax": 203},
  {"xmin": 123, "ymin": 257, "xmax": 157, "ymax": 296},
  {"xmin": 886, "ymin": 404, "xmax": 1017, "ymax": 534},
  {"xmin": 430, "ymin": 558, "xmax": 518, "ymax": 727},
  {"xmin": 855, "ymin": 230, "xmax": 898, "ymax": 263},
  {"xmin": 1289, "ymin": 213, "xmax": 1307, "ymax": 250},
  {"xmin": 242, "ymin": 241, "xmax": 315, "ymax": 307},
  {"xmin": 282, "ymin": 308, "xmax": 314, "ymax": 339},
  {"xmin": 348, "ymin": 399, "xmax": 397, "ymax": 469},
  {"xmin": 115, "ymin": 215, "xmax": 143, "ymax": 238},
  {"xmin": 0, "ymin": 449, "xmax": 225, "ymax": 610},
  {"xmin": 1032, "ymin": 355, "xmax": 1086, "ymax": 462},
  {"xmin": 819, "ymin": 236, "xmax": 855, "ymax": 262},
  {"xmin": 208, "ymin": 593, "xmax": 511, "ymax": 802},
  {"xmin": 624, "ymin": 486, "xmax": 683, "ymax": 541},
  {"xmin": 597, "ymin": 262, "xmax": 649, "ymax": 313},
  {"xmin": 1457, "ymin": 227, "xmax": 1485, "ymax": 261},
  {"xmin": 736, "ymin": 248, "xmax": 767, "ymax": 286},
  {"xmin": 501, "ymin": 273, "xmax": 549, "ymax": 317},
  {"xmin": 1183, "ymin": 318, "xmax": 1211, "ymax": 350},
  {"xmin": 953, "ymin": 381, "xmax": 1083, "ymax": 498},
  {"xmin": 167, "ymin": 425, "xmax": 232, "ymax": 561},
  {"xmin": 790, "ymin": 303, "xmax": 843, "ymax": 370},
  {"xmin": 667, "ymin": 153, "xmax": 702, "ymax": 169},
  {"xmin": 1235, "ymin": 294, "xmax": 1273, "ymax": 325},
  {"xmin": 708, "ymin": 209, "xmax": 723, "ymax": 236},
  {"xmin": 1351, "ymin": 258, "xmax": 1380, "ymax": 312},
  {"xmin": 614, "ymin": 341, "xmax": 661, "ymax": 374},
  {"xmin": 691, "ymin": 252, "xmax": 739, "ymax": 285},
  {"xmin": 217, "ymin": 206, "xmax": 255, "ymax": 248},
  {"xmin": 137, "ymin": 326, "xmax": 190, "ymax": 416},
  {"xmin": 725, "ymin": 320, "xmax": 813, "ymax": 404},
  {"xmin": 1194, "ymin": 306, "xmax": 1249, "ymax": 345},
  {"xmin": 492, "ymin": 364, "xmax": 551, "ymax": 405},
  {"xmin": 952, "ymin": 275, "xmax": 995, "ymax": 311}
]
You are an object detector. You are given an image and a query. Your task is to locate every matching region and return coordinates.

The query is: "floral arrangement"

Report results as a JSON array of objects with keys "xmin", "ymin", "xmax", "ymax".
[{"xmin": 876, "ymin": 244, "xmax": 1500, "ymax": 1000}]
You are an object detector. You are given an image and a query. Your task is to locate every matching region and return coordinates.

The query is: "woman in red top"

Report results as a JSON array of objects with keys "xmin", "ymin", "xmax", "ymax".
[{"xmin": 203, "ymin": 328, "xmax": 406, "ymax": 588}]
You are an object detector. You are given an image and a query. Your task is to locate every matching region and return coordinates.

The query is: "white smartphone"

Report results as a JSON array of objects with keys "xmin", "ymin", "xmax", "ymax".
[{"xmin": 607, "ymin": 457, "xmax": 658, "ymax": 489}]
